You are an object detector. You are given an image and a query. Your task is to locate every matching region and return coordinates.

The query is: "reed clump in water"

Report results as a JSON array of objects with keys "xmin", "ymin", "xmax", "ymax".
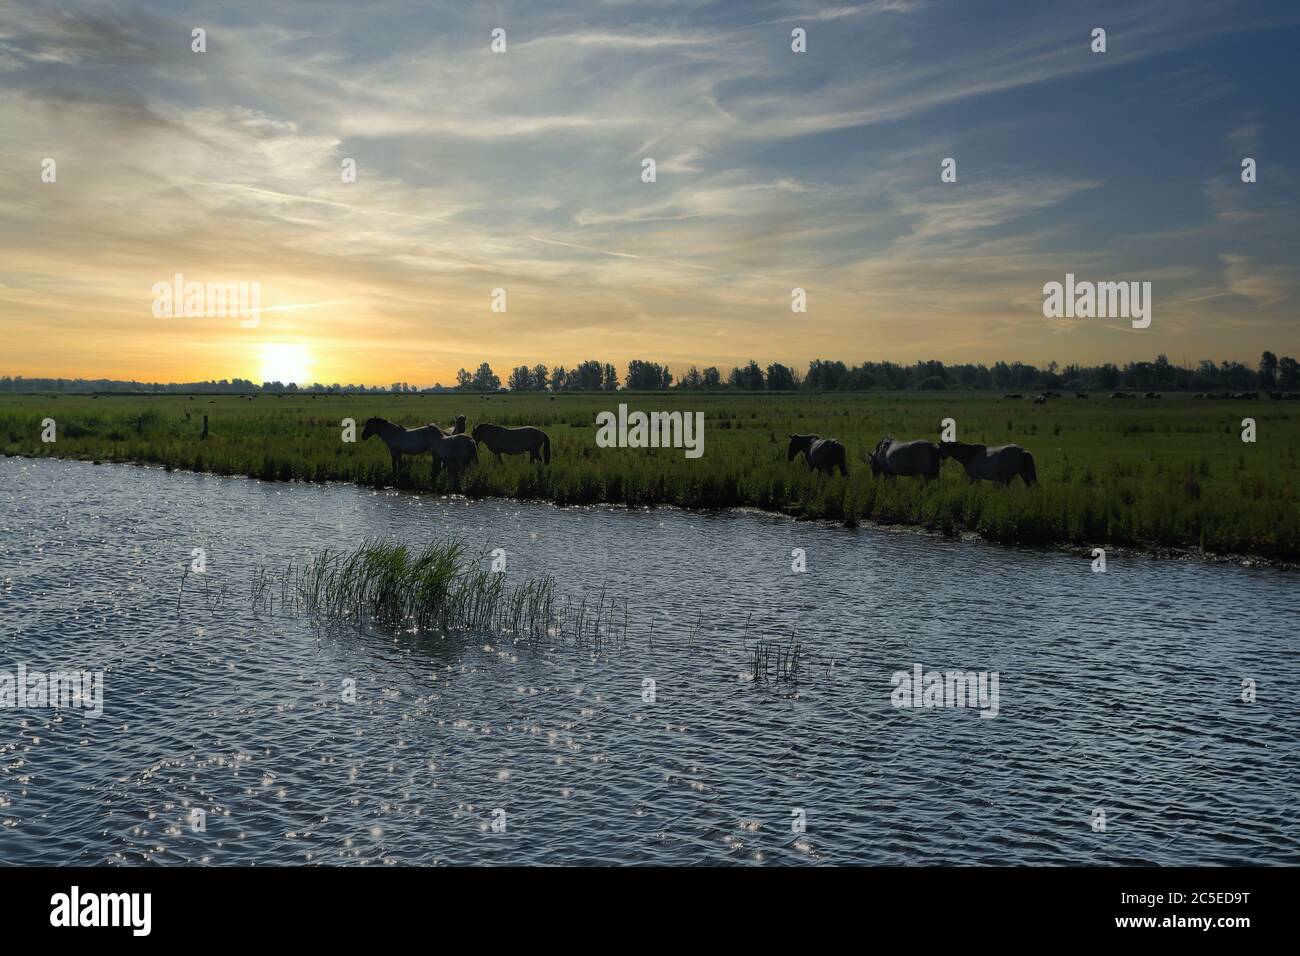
[
  {"xmin": 749, "ymin": 632, "xmax": 802, "ymax": 683},
  {"xmin": 256, "ymin": 538, "xmax": 557, "ymax": 639}
]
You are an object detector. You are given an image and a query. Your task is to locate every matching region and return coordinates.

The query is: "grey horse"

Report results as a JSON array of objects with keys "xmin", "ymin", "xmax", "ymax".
[
  {"xmin": 361, "ymin": 417, "xmax": 442, "ymax": 478},
  {"xmin": 471, "ymin": 423, "xmax": 551, "ymax": 464},
  {"xmin": 787, "ymin": 434, "xmax": 849, "ymax": 476},
  {"xmin": 428, "ymin": 429, "xmax": 478, "ymax": 487},
  {"xmin": 940, "ymin": 440, "xmax": 1037, "ymax": 486},
  {"xmin": 868, "ymin": 437, "xmax": 945, "ymax": 482}
]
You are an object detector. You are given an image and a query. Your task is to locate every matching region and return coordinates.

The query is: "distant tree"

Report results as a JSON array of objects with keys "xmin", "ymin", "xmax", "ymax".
[
  {"xmin": 728, "ymin": 360, "xmax": 765, "ymax": 390},
  {"xmin": 569, "ymin": 360, "xmax": 604, "ymax": 390},
  {"xmin": 550, "ymin": 366, "xmax": 568, "ymax": 391},
  {"xmin": 766, "ymin": 363, "xmax": 797, "ymax": 391},
  {"xmin": 701, "ymin": 366, "xmax": 722, "ymax": 389},
  {"xmin": 1278, "ymin": 356, "xmax": 1299, "ymax": 391},
  {"xmin": 508, "ymin": 365, "xmax": 533, "ymax": 391},
  {"xmin": 802, "ymin": 359, "xmax": 848, "ymax": 390},
  {"xmin": 471, "ymin": 362, "xmax": 500, "ymax": 391},
  {"xmin": 1221, "ymin": 360, "xmax": 1255, "ymax": 390},
  {"xmin": 626, "ymin": 360, "xmax": 672, "ymax": 390},
  {"xmin": 677, "ymin": 365, "xmax": 703, "ymax": 389},
  {"xmin": 531, "ymin": 364, "xmax": 549, "ymax": 391},
  {"xmin": 1259, "ymin": 351, "xmax": 1279, "ymax": 388},
  {"xmin": 456, "ymin": 368, "xmax": 472, "ymax": 390}
]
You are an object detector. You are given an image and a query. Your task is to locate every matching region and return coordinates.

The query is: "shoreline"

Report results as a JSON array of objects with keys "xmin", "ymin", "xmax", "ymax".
[{"xmin": 8, "ymin": 450, "xmax": 1294, "ymax": 572}]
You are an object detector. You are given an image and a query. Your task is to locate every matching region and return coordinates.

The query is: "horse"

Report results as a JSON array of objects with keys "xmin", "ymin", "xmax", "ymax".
[
  {"xmin": 428, "ymin": 429, "xmax": 478, "ymax": 486},
  {"xmin": 940, "ymin": 441, "xmax": 1037, "ymax": 486},
  {"xmin": 471, "ymin": 423, "xmax": 551, "ymax": 464},
  {"xmin": 868, "ymin": 437, "xmax": 944, "ymax": 482},
  {"xmin": 787, "ymin": 434, "xmax": 848, "ymax": 476},
  {"xmin": 360, "ymin": 417, "xmax": 441, "ymax": 478}
]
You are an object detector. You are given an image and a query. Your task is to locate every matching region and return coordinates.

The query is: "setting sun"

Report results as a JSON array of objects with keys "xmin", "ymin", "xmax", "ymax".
[{"xmin": 258, "ymin": 344, "xmax": 312, "ymax": 385}]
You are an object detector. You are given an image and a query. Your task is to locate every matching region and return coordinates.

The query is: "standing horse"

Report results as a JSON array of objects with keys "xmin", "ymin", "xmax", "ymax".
[
  {"xmin": 471, "ymin": 423, "xmax": 551, "ymax": 464},
  {"xmin": 428, "ymin": 430, "xmax": 478, "ymax": 487},
  {"xmin": 361, "ymin": 417, "xmax": 441, "ymax": 478},
  {"xmin": 787, "ymin": 434, "xmax": 849, "ymax": 476},
  {"xmin": 868, "ymin": 437, "xmax": 944, "ymax": 482},
  {"xmin": 940, "ymin": 441, "xmax": 1037, "ymax": 486}
]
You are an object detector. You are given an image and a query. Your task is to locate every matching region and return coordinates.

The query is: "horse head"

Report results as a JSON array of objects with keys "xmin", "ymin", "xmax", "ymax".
[
  {"xmin": 786, "ymin": 434, "xmax": 810, "ymax": 461},
  {"xmin": 471, "ymin": 424, "xmax": 487, "ymax": 443},
  {"xmin": 939, "ymin": 440, "xmax": 970, "ymax": 463},
  {"xmin": 868, "ymin": 437, "xmax": 891, "ymax": 476},
  {"xmin": 360, "ymin": 417, "xmax": 385, "ymax": 440}
]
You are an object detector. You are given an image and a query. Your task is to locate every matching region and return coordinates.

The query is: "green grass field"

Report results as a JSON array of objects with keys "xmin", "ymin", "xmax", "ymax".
[{"xmin": 3, "ymin": 391, "xmax": 1296, "ymax": 559}]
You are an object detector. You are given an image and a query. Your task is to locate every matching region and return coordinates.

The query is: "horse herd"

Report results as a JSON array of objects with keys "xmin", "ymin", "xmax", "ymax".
[
  {"xmin": 362, "ymin": 412, "xmax": 1038, "ymax": 490},
  {"xmin": 360, "ymin": 415, "xmax": 550, "ymax": 485},
  {"xmin": 788, "ymin": 434, "xmax": 1037, "ymax": 486}
]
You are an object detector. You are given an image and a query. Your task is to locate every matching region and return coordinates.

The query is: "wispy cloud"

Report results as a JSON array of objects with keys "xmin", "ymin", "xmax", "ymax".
[{"xmin": 0, "ymin": 0, "xmax": 1296, "ymax": 383}]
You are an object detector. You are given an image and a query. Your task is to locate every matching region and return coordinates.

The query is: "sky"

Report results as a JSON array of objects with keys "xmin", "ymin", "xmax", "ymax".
[{"xmin": 0, "ymin": 0, "xmax": 1297, "ymax": 387}]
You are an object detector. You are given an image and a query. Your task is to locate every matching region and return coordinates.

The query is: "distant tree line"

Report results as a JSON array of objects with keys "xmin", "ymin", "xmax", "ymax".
[
  {"xmin": 459, "ymin": 352, "xmax": 1298, "ymax": 393},
  {"xmin": 4, "ymin": 352, "xmax": 1295, "ymax": 393}
]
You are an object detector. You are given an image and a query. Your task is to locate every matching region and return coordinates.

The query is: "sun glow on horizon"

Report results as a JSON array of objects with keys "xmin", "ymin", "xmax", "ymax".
[{"xmin": 258, "ymin": 343, "xmax": 313, "ymax": 386}]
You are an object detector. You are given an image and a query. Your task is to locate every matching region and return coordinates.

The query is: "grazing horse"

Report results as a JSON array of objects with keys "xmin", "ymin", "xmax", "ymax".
[
  {"xmin": 361, "ymin": 417, "xmax": 441, "ymax": 478},
  {"xmin": 940, "ymin": 441, "xmax": 1037, "ymax": 486},
  {"xmin": 471, "ymin": 423, "xmax": 551, "ymax": 464},
  {"xmin": 868, "ymin": 437, "xmax": 944, "ymax": 482},
  {"xmin": 428, "ymin": 430, "xmax": 478, "ymax": 486},
  {"xmin": 787, "ymin": 434, "xmax": 849, "ymax": 476}
]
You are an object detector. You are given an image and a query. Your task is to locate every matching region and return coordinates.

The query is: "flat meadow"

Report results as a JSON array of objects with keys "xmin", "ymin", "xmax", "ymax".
[{"xmin": 2, "ymin": 390, "xmax": 1296, "ymax": 560}]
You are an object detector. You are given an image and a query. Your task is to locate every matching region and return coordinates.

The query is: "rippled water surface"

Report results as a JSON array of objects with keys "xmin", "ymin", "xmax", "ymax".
[{"xmin": 1, "ymin": 457, "xmax": 1296, "ymax": 865}]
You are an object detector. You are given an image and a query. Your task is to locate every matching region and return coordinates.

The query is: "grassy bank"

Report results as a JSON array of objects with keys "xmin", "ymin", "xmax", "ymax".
[{"xmin": 3, "ymin": 391, "xmax": 1297, "ymax": 559}]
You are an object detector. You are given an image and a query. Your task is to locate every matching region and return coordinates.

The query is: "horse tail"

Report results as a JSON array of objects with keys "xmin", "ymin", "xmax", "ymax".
[
  {"xmin": 1021, "ymin": 451, "xmax": 1037, "ymax": 486},
  {"xmin": 542, "ymin": 431, "xmax": 551, "ymax": 464},
  {"xmin": 468, "ymin": 439, "xmax": 479, "ymax": 464},
  {"xmin": 837, "ymin": 444, "xmax": 849, "ymax": 477}
]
